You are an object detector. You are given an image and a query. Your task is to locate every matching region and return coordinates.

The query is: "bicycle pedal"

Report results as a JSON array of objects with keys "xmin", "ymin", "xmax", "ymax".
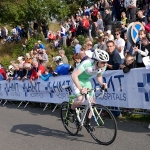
[
  {"xmin": 84, "ymin": 124, "xmax": 95, "ymax": 133},
  {"xmin": 78, "ymin": 126, "xmax": 82, "ymax": 131}
]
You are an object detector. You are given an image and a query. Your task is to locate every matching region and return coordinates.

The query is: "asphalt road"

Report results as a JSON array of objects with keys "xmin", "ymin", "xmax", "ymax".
[{"xmin": 0, "ymin": 103, "xmax": 150, "ymax": 150}]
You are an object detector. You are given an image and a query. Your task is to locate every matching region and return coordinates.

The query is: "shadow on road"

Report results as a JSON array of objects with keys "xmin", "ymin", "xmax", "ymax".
[
  {"xmin": 2, "ymin": 103, "xmax": 150, "ymax": 135},
  {"xmin": 10, "ymin": 124, "xmax": 97, "ymax": 144}
]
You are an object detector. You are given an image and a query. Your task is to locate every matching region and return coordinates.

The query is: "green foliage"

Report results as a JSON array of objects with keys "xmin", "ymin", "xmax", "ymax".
[
  {"xmin": 0, "ymin": 0, "xmax": 70, "ymax": 26},
  {"xmin": 63, "ymin": 45, "xmax": 74, "ymax": 63},
  {"xmin": 77, "ymin": 35, "xmax": 85, "ymax": 45},
  {"xmin": 12, "ymin": 45, "xmax": 22, "ymax": 58}
]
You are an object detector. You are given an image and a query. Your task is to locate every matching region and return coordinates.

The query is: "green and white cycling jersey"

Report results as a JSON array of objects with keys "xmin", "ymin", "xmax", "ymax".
[{"xmin": 72, "ymin": 59, "xmax": 106, "ymax": 96}]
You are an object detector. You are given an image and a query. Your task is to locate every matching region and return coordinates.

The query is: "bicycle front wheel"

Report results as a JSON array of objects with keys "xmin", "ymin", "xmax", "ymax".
[
  {"xmin": 60, "ymin": 101, "xmax": 79, "ymax": 136},
  {"xmin": 88, "ymin": 104, "xmax": 117, "ymax": 145}
]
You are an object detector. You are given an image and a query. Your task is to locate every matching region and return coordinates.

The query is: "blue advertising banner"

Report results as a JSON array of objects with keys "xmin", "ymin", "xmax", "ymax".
[{"xmin": 0, "ymin": 68, "xmax": 150, "ymax": 109}]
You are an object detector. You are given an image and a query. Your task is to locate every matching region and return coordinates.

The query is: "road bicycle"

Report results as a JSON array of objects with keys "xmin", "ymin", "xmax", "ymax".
[{"xmin": 60, "ymin": 85, "xmax": 117, "ymax": 145}]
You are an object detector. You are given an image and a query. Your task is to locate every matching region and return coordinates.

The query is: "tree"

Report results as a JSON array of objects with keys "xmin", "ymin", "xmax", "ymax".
[{"xmin": 0, "ymin": 0, "xmax": 70, "ymax": 26}]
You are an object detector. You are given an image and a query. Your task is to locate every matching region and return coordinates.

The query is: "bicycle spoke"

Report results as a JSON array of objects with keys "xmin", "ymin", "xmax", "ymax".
[
  {"xmin": 88, "ymin": 104, "xmax": 117, "ymax": 145},
  {"xmin": 60, "ymin": 102, "xmax": 79, "ymax": 136}
]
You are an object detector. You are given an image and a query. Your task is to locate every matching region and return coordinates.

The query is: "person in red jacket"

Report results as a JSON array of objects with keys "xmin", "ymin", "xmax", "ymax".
[
  {"xmin": 0, "ymin": 63, "xmax": 6, "ymax": 80},
  {"xmin": 30, "ymin": 59, "xmax": 45, "ymax": 83},
  {"xmin": 82, "ymin": 16, "xmax": 90, "ymax": 37},
  {"xmin": 92, "ymin": 5, "xmax": 99, "ymax": 22}
]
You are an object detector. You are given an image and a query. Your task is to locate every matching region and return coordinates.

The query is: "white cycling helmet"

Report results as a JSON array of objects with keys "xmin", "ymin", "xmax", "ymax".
[
  {"xmin": 54, "ymin": 56, "xmax": 62, "ymax": 62},
  {"xmin": 92, "ymin": 49, "xmax": 109, "ymax": 62}
]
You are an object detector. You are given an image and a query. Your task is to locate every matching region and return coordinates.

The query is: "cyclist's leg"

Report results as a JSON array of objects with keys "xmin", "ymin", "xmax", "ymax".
[
  {"xmin": 71, "ymin": 80, "xmax": 92, "ymax": 110},
  {"xmin": 71, "ymin": 95, "xmax": 85, "ymax": 110}
]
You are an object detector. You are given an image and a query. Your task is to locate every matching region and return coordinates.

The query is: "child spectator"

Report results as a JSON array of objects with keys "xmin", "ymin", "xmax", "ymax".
[{"xmin": 120, "ymin": 54, "xmax": 135, "ymax": 73}]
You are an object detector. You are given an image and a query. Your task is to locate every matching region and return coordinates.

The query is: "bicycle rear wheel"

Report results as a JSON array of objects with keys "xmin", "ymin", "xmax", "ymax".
[
  {"xmin": 60, "ymin": 101, "xmax": 79, "ymax": 136},
  {"xmin": 88, "ymin": 104, "xmax": 117, "ymax": 145}
]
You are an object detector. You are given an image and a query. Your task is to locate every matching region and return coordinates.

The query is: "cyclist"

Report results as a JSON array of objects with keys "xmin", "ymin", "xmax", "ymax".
[{"xmin": 70, "ymin": 49, "xmax": 109, "ymax": 128}]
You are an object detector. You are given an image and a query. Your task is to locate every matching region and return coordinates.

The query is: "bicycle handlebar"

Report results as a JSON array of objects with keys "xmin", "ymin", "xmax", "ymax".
[{"xmin": 62, "ymin": 85, "xmax": 106, "ymax": 98}]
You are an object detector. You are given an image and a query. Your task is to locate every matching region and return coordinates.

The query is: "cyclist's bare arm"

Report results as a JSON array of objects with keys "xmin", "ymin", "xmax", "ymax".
[
  {"xmin": 71, "ymin": 68, "xmax": 82, "ymax": 91},
  {"xmin": 97, "ymin": 75, "xmax": 107, "ymax": 89}
]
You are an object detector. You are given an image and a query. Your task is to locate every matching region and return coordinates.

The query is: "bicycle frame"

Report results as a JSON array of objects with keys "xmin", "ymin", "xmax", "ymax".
[
  {"xmin": 62, "ymin": 85, "xmax": 105, "ymax": 127},
  {"xmin": 74, "ymin": 89, "xmax": 104, "ymax": 127}
]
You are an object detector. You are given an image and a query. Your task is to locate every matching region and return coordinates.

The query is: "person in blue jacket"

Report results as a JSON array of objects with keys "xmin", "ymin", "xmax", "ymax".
[
  {"xmin": 40, "ymin": 66, "xmax": 54, "ymax": 81},
  {"xmin": 53, "ymin": 56, "xmax": 73, "ymax": 76}
]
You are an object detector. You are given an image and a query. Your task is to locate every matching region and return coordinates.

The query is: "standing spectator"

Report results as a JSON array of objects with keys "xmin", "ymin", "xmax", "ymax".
[
  {"xmin": 106, "ymin": 40, "xmax": 122, "ymax": 118},
  {"xmin": 82, "ymin": 16, "xmax": 90, "ymax": 37},
  {"xmin": 69, "ymin": 17, "xmax": 77, "ymax": 38},
  {"xmin": 115, "ymin": 30, "xmax": 125, "ymax": 64},
  {"xmin": 121, "ymin": 11, "xmax": 129, "ymax": 26},
  {"xmin": 58, "ymin": 49, "xmax": 69, "ymax": 64},
  {"xmin": 80, "ymin": 44, "xmax": 93, "ymax": 58},
  {"xmin": 16, "ymin": 25, "xmax": 22, "ymax": 37},
  {"xmin": 4, "ymin": 27, "xmax": 8, "ymax": 37},
  {"xmin": 128, "ymin": 0, "xmax": 137, "ymax": 22},
  {"xmin": 93, "ymin": 36, "xmax": 107, "ymax": 51},
  {"xmin": 84, "ymin": 6, "xmax": 90, "ymax": 16},
  {"xmin": 124, "ymin": 33, "xmax": 133, "ymax": 56},
  {"xmin": 124, "ymin": 0, "xmax": 130, "ymax": 18},
  {"xmin": 96, "ymin": 14, "xmax": 104, "ymax": 31},
  {"xmin": 86, "ymin": 40, "xmax": 94, "ymax": 51},
  {"xmin": 92, "ymin": 5, "xmax": 99, "ymax": 22},
  {"xmin": 133, "ymin": 30, "xmax": 149, "ymax": 67},
  {"xmin": 30, "ymin": 59, "xmax": 45, "ymax": 83},
  {"xmin": 76, "ymin": 17, "xmax": 83, "ymax": 36},
  {"xmin": 11, "ymin": 27, "xmax": 17, "ymax": 36},
  {"xmin": 120, "ymin": 21, "xmax": 127, "ymax": 39},
  {"xmin": 106, "ymin": 30, "xmax": 114, "ymax": 41},
  {"xmin": 1, "ymin": 27, "xmax": 7, "ymax": 42},
  {"xmin": 38, "ymin": 49, "xmax": 49, "ymax": 66},
  {"xmin": 60, "ymin": 23, "xmax": 67, "ymax": 46},
  {"xmin": 103, "ymin": 8, "xmax": 112, "ymax": 31},
  {"xmin": 104, "ymin": 0, "xmax": 110, "ymax": 9},
  {"xmin": 99, "ymin": 0, "xmax": 105, "ymax": 19},
  {"xmin": 112, "ymin": 0, "xmax": 121, "ymax": 21},
  {"xmin": 104, "ymin": 33, "xmax": 109, "ymax": 42},
  {"xmin": 73, "ymin": 39, "xmax": 82, "ymax": 54},
  {"xmin": 137, "ymin": 10, "xmax": 148, "ymax": 25},
  {"xmin": 106, "ymin": 40, "xmax": 121, "ymax": 70}
]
